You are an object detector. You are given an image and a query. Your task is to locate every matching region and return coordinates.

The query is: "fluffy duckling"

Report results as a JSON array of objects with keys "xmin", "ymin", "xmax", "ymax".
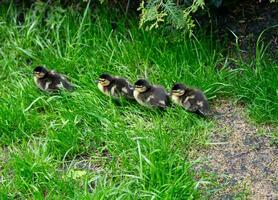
[
  {"xmin": 133, "ymin": 79, "xmax": 170, "ymax": 109},
  {"xmin": 33, "ymin": 66, "xmax": 74, "ymax": 92},
  {"xmin": 97, "ymin": 73, "xmax": 134, "ymax": 99},
  {"xmin": 171, "ymin": 83, "xmax": 209, "ymax": 116}
]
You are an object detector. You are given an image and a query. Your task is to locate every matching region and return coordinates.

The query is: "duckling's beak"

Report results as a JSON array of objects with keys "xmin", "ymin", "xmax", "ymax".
[{"xmin": 95, "ymin": 80, "xmax": 99, "ymax": 83}]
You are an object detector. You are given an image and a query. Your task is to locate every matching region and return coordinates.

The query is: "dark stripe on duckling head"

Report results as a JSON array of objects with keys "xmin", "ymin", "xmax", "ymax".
[
  {"xmin": 99, "ymin": 73, "xmax": 113, "ymax": 81},
  {"xmin": 134, "ymin": 79, "xmax": 150, "ymax": 92},
  {"xmin": 33, "ymin": 66, "xmax": 48, "ymax": 78},
  {"xmin": 33, "ymin": 66, "xmax": 48, "ymax": 74}
]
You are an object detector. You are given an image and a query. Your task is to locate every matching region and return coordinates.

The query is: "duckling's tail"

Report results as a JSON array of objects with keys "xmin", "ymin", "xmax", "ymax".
[
  {"xmin": 208, "ymin": 110, "xmax": 226, "ymax": 119},
  {"xmin": 62, "ymin": 80, "xmax": 75, "ymax": 91},
  {"xmin": 127, "ymin": 90, "xmax": 135, "ymax": 100},
  {"xmin": 196, "ymin": 109, "xmax": 226, "ymax": 119}
]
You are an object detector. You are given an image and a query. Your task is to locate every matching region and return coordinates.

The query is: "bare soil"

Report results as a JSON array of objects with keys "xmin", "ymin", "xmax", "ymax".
[{"xmin": 193, "ymin": 100, "xmax": 278, "ymax": 200}]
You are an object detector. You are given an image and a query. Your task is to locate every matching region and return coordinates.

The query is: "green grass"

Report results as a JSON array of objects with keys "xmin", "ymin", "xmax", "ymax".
[{"xmin": 0, "ymin": 2, "xmax": 277, "ymax": 199}]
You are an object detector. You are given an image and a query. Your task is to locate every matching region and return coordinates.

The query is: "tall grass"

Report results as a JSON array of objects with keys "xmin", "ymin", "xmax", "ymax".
[{"xmin": 0, "ymin": 2, "xmax": 276, "ymax": 199}]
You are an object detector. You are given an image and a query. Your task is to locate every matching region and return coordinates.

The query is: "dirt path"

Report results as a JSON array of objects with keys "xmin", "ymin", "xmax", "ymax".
[{"xmin": 194, "ymin": 100, "xmax": 278, "ymax": 200}]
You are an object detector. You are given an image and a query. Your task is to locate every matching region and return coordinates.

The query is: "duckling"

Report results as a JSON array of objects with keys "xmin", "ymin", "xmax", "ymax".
[
  {"xmin": 171, "ymin": 83, "xmax": 209, "ymax": 116},
  {"xmin": 97, "ymin": 73, "xmax": 134, "ymax": 100},
  {"xmin": 133, "ymin": 79, "xmax": 170, "ymax": 109},
  {"xmin": 33, "ymin": 66, "xmax": 74, "ymax": 92}
]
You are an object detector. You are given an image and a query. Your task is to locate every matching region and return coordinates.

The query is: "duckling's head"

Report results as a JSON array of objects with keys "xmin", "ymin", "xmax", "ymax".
[
  {"xmin": 171, "ymin": 83, "xmax": 186, "ymax": 97},
  {"xmin": 134, "ymin": 79, "xmax": 150, "ymax": 93},
  {"xmin": 33, "ymin": 66, "xmax": 48, "ymax": 78},
  {"xmin": 98, "ymin": 73, "xmax": 113, "ymax": 86}
]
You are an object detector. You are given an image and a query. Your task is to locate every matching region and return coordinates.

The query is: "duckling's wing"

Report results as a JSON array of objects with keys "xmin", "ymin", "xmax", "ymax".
[
  {"xmin": 48, "ymin": 78, "xmax": 63, "ymax": 90},
  {"xmin": 180, "ymin": 96, "xmax": 198, "ymax": 112},
  {"xmin": 116, "ymin": 79, "xmax": 134, "ymax": 99},
  {"xmin": 39, "ymin": 72, "xmax": 60, "ymax": 91},
  {"xmin": 53, "ymin": 71, "xmax": 74, "ymax": 90},
  {"xmin": 121, "ymin": 84, "xmax": 134, "ymax": 99},
  {"xmin": 193, "ymin": 91, "xmax": 210, "ymax": 115},
  {"xmin": 147, "ymin": 98, "xmax": 166, "ymax": 108},
  {"xmin": 149, "ymin": 88, "xmax": 169, "ymax": 108},
  {"xmin": 197, "ymin": 103, "xmax": 210, "ymax": 116},
  {"xmin": 46, "ymin": 72, "xmax": 71, "ymax": 91}
]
